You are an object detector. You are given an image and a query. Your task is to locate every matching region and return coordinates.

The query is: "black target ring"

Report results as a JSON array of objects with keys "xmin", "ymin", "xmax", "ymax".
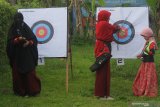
[
  {"xmin": 113, "ymin": 20, "xmax": 135, "ymax": 44},
  {"xmin": 31, "ymin": 20, "xmax": 54, "ymax": 44}
]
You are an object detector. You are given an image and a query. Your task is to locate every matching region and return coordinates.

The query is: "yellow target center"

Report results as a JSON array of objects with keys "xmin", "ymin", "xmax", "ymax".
[
  {"xmin": 119, "ymin": 30, "xmax": 125, "ymax": 37},
  {"xmin": 39, "ymin": 29, "xmax": 45, "ymax": 36}
]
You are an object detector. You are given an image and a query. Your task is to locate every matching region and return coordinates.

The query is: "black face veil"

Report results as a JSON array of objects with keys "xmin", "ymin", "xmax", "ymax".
[
  {"xmin": 6, "ymin": 12, "xmax": 38, "ymax": 73},
  {"xmin": 14, "ymin": 12, "xmax": 23, "ymax": 22}
]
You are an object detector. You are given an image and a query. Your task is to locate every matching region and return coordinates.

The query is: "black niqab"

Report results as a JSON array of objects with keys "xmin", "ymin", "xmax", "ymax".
[{"xmin": 6, "ymin": 12, "xmax": 38, "ymax": 74}]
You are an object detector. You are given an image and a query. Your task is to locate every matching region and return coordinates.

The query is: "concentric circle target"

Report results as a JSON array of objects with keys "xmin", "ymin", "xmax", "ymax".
[
  {"xmin": 113, "ymin": 20, "xmax": 135, "ymax": 44},
  {"xmin": 31, "ymin": 20, "xmax": 54, "ymax": 44}
]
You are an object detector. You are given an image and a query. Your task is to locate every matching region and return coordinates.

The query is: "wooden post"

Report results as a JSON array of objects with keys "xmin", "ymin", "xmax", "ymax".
[{"xmin": 66, "ymin": 57, "xmax": 69, "ymax": 94}]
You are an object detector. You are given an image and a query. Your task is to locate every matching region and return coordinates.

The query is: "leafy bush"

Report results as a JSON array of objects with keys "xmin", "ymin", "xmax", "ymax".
[
  {"xmin": 16, "ymin": 0, "xmax": 44, "ymax": 8},
  {"xmin": 0, "ymin": 1, "xmax": 16, "ymax": 68},
  {"xmin": 146, "ymin": 0, "xmax": 160, "ymax": 37}
]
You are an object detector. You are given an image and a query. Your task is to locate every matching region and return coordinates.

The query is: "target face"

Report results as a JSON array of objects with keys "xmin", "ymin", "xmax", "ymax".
[
  {"xmin": 113, "ymin": 20, "xmax": 135, "ymax": 44},
  {"xmin": 31, "ymin": 20, "xmax": 54, "ymax": 44}
]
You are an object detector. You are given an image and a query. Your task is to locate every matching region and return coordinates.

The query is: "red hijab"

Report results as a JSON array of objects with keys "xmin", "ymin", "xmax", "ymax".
[
  {"xmin": 96, "ymin": 10, "xmax": 115, "ymax": 42},
  {"xmin": 95, "ymin": 10, "xmax": 117, "ymax": 57}
]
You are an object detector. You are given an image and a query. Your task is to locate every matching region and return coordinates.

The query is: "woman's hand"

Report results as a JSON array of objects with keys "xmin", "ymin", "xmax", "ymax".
[
  {"xmin": 23, "ymin": 40, "xmax": 30, "ymax": 47},
  {"xmin": 137, "ymin": 54, "xmax": 142, "ymax": 59},
  {"xmin": 114, "ymin": 25, "xmax": 121, "ymax": 33}
]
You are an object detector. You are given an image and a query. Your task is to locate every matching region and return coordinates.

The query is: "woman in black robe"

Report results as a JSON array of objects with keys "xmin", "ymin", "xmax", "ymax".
[{"xmin": 6, "ymin": 12, "xmax": 41, "ymax": 96}]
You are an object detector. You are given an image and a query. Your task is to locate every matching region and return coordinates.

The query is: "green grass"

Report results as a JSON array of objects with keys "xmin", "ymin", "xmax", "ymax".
[{"xmin": 0, "ymin": 43, "xmax": 160, "ymax": 107}]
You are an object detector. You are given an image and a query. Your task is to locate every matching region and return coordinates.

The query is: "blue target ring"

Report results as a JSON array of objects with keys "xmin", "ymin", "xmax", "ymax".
[
  {"xmin": 113, "ymin": 20, "xmax": 135, "ymax": 44},
  {"xmin": 31, "ymin": 20, "xmax": 54, "ymax": 44}
]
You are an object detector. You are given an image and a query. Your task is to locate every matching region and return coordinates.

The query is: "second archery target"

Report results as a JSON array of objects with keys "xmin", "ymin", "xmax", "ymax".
[
  {"xmin": 113, "ymin": 20, "xmax": 135, "ymax": 44},
  {"xmin": 31, "ymin": 20, "xmax": 54, "ymax": 44}
]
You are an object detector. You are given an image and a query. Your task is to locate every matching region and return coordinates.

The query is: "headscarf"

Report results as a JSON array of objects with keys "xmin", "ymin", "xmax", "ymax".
[
  {"xmin": 97, "ymin": 10, "xmax": 111, "ymax": 22},
  {"xmin": 96, "ymin": 10, "xmax": 115, "ymax": 42},
  {"xmin": 8, "ymin": 12, "xmax": 34, "ymax": 39},
  {"xmin": 14, "ymin": 12, "xmax": 23, "ymax": 27},
  {"xmin": 6, "ymin": 12, "xmax": 38, "ymax": 73},
  {"xmin": 95, "ymin": 10, "xmax": 117, "ymax": 57},
  {"xmin": 140, "ymin": 27, "xmax": 158, "ymax": 50},
  {"xmin": 140, "ymin": 27, "xmax": 153, "ymax": 37}
]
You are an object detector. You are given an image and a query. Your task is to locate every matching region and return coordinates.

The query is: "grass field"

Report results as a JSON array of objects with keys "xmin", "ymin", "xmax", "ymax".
[{"xmin": 0, "ymin": 42, "xmax": 160, "ymax": 107}]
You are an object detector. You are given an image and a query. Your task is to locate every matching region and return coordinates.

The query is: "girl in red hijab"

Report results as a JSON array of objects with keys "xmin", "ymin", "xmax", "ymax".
[{"xmin": 93, "ymin": 10, "xmax": 119, "ymax": 100}]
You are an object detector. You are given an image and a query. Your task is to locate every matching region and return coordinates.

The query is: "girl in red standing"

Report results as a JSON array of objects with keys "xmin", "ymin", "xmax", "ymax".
[
  {"xmin": 93, "ymin": 10, "xmax": 120, "ymax": 100},
  {"xmin": 132, "ymin": 27, "xmax": 158, "ymax": 97}
]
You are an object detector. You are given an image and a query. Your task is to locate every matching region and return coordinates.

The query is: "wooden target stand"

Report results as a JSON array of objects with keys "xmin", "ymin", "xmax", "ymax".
[
  {"xmin": 65, "ymin": 6, "xmax": 74, "ymax": 94},
  {"xmin": 38, "ymin": 36, "xmax": 73, "ymax": 94},
  {"xmin": 38, "ymin": 37, "xmax": 73, "ymax": 94},
  {"xmin": 37, "ymin": 7, "xmax": 74, "ymax": 94},
  {"xmin": 37, "ymin": 7, "xmax": 73, "ymax": 94},
  {"xmin": 65, "ymin": 36, "xmax": 73, "ymax": 94}
]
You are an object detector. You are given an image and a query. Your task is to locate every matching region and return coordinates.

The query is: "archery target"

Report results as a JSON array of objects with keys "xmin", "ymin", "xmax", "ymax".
[
  {"xmin": 113, "ymin": 20, "xmax": 135, "ymax": 44},
  {"xmin": 31, "ymin": 20, "xmax": 54, "ymax": 44},
  {"xmin": 96, "ymin": 7, "xmax": 148, "ymax": 58}
]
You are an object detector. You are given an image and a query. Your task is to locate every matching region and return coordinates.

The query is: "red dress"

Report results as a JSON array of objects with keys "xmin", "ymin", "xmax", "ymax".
[
  {"xmin": 132, "ymin": 41, "xmax": 158, "ymax": 97},
  {"xmin": 12, "ymin": 63, "xmax": 41, "ymax": 96},
  {"xmin": 94, "ymin": 10, "xmax": 118, "ymax": 97}
]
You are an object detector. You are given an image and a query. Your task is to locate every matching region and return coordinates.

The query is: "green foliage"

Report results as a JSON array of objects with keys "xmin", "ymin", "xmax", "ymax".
[
  {"xmin": 0, "ymin": 0, "xmax": 5, "ymax": 2},
  {"xmin": 146, "ymin": 0, "xmax": 159, "ymax": 21},
  {"xmin": 146, "ymin": 0, "xmax": 159, "ymax": 10},
  {"xmin": 0, "ymin": 1, "xmax": 16, "ymax": 67},
  {"xmin": 83, "ymin": 0, "xmax": 106, "ymax": 16},
  {"xmin": 98, "ymin": 0, "xmax": 106, "ymax": 6},
  {"xmin": 16, "ymin": 0, "xmax": 44, "ymax": 8},
  {"xmin": 91, "ymin": 0, "xmax": 95, "ymax": 16},
  {"xmin": 146, "ymin": 0, "xmax": 160, "ymax": 37},
  {"xmin": 78, "ymin": 0, "xmax": 106, "ymax": 40},
  {"xmin": 71, "ymin": 33, "xmax": 95, "ymax": 45}
]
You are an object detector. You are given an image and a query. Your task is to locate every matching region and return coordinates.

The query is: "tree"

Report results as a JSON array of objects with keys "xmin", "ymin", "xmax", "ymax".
[
  {"xmin": 6, "ymin": 0, "xmax": 17, "ymax": 5},
  {"xmin": 0, "ymin": 0, "xmax": 16, "ymax": 67},
  {"xmin": 69, "ymin": 0, "xmax": 106, "ymax": 36},
  {"xmin": 40, "ymin": 0, "xmax": 66, "ymax": 7},
  {"xmin": 147, "ymin": 0, "xmax": 160, "ymax": 38}
]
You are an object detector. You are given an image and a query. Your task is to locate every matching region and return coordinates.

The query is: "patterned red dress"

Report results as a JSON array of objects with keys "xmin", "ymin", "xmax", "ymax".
[{"xmin": 132, "ymin": 41, "xmax": 158, "ymax": 97}]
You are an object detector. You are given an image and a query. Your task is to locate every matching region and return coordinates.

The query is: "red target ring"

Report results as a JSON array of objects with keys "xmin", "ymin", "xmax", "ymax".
[
  {"xmin": 117, "ymin": 27, "xmax": 128, "ymax": 39},
  {"xmin": 36, "ymin": 27, "xmax": 47, "ymax": 38}
]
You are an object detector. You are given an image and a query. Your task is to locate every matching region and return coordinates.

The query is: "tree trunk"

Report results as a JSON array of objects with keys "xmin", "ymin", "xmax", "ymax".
[{"xmin": 73, "ymin": 0, "xmax": 83, "ymax": 35}]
